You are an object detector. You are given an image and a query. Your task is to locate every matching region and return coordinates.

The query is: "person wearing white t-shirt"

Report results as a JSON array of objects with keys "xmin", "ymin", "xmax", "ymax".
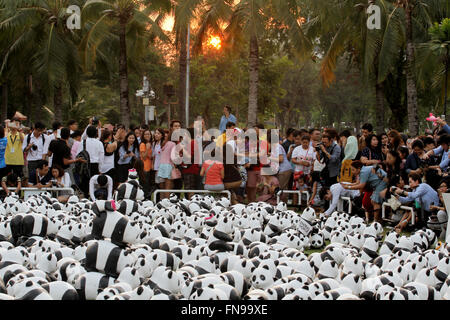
[
  {"xmin": 291, "ymin": 135, "xmax": 315, "ymax": 175},
  {"xmin": 89, "ymin": 174, "xmax": 113, "ymax": 201},
  {"xmin": 79, "ymin": 126, "xmax": 104, "ymax": 176}
]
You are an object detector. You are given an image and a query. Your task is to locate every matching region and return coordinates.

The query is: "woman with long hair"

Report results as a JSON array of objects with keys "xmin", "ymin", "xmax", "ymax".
[
  {"xmin": 50, "ymin": 165, "xmax": 71, "ymax": 203},
  {"xmin": 99, "ymin": 129, "xmax": 122, "ymax": 185},
  {"xmin": 388, "ymin": 130, "xmax": 405, "ymax": 152},
  {"xmin": 139, "ymin": 129, "xmax": 154, "ymax": 199},
  {"xmin": 133, "ymin": 158, "xmax": 147, "ymax": 191},
  {"xmin": 156, "ymin": 129, "xmax": 177, "ymax": 199},
  {"xmin": 152, "ymin": 128, "xmax": 164, "ymax": 181},
  {"xmin": 117, "ymin": 132, "xmax": 140, "ymax": 183},
  {"xmin": 341, "ymin": 160, "xmax": 387, "ymax": 224},
  {"xmin": 378, "ymin": 132, "xmax": 388, "ymax": 162},
  {"xmin": 360, "ymin": 134, "xmax": 382, "ymax": 166}
]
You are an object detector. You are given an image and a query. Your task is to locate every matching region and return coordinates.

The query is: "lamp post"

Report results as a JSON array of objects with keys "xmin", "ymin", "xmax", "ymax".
[
  {"xmin": 186, "ymin": 26, "xmax": 190, "ymax": 127},
  {"xmin": 136, "ymin": 76, "xmax": 155, "ymax": 125}
]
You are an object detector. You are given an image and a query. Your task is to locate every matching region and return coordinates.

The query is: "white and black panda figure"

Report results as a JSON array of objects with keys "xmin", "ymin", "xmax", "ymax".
[
  {"xmin": 41, "ymin": 281, "xmax": 79, "ymax": 300},
  {"xmin": 114, "ymin": 170, "xmax": 145, "ymax": 201},
  {"xmin": 84, "ymin": 240, "xmax": 134, "ymax": 277},
  {"xmin": 117, "ymin": 200, "xmax": 139, "ymax": 217},
  {"xmin": 90, "ymin": 200, "xmax": 141, "ymax": 247},
  {"xmin": 309, "ymin": 228, "xmax": 325, "ymax": 249},
  {"xmin": 75, "ymin": 272, "xmax": 116, "ymax": 300}
]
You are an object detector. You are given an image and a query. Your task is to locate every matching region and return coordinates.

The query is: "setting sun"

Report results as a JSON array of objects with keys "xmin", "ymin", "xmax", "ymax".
[{"xmin": 207, "ymin": 36, "xmax": 222, "ymax": 50}]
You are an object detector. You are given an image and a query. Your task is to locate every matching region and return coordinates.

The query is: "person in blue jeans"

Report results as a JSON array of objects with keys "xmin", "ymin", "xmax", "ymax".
[
  {"xmin": 393, "ymin": 172, "xmax": 440, "ymax": 230},
  {"xmin": 0, "ymin": 126, "xmax": 7, "ymax": 181}
]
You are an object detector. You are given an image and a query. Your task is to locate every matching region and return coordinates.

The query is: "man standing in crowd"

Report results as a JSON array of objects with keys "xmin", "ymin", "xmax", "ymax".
[
  {"xmin": 282, "ymin": 128, "xmax": 295, "ymax": 153},
  {"xmin": 318, "ymin": 133, "xmax": 341, "ymax": 187},
  {"xmin": 81, "ymin": 126, "xmax": 104, "ymax": 176},
  {"xmin": 4, "ymin": 118, "xmax": 25, "ymax": 178},
  {"xmin": 67, "ymin": 120, "xmax": 79, "ymax": 134},
  {"xmin": 309, "ymin": 128, "xmax": 322, "ymax": 149},
  {"xmin": 23, "ymin": 122, "xmax": 47, "ymax": 185},
  {"xmin": 48, "ymin": 128, "xmax": 85, "ymax": 178},
  {"xmin": 219, "ymin": 106, "xmax": 237, "ymax": 133},
  {"xmin": 359, "ymin": 123, "xmax": 373, "ymax": 151}
]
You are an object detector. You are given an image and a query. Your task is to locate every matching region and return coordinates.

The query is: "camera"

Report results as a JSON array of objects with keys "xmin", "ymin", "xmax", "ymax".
[
  {"xmin": 92, "ymin": 116, "xmax": 99, "ymax": 126},
  {"xmin": 315, "ymin": 143, "xmax": 323, "ymax": 152},
  {"xmin": 126, "ymin": 150, "xmax": 131, "ymax": 155},
  {"xmin": 52, "ymin": 181, "xmax": 57, "ymax": 187},
  {"xmin": 31, "ymin": 144, "xmax": 37, "ymax": 151}
]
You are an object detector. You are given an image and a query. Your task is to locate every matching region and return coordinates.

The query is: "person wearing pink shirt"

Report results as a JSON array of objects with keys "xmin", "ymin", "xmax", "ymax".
[{"xmin": 156, "ymin": 130, "xmax": 179, "ymax": 199}]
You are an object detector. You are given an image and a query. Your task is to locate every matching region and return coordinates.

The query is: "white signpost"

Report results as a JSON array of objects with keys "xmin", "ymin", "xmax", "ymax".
[
  {"xmin": 145, "ymin": 106, "xmax": 156, "ymax": 123},
  {"xmin": 298, "ymin": 218, "xmax": 313, "ymax": 236}
]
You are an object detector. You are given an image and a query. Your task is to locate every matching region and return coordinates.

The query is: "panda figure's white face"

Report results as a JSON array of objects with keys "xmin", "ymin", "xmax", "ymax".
[
  {"xmin": 251, "ymin": 267, "xmax": 275, "ymax": 290},
  {"xmin": 310, "ymin": 233, "xmax": 324, "ymax": 249}
]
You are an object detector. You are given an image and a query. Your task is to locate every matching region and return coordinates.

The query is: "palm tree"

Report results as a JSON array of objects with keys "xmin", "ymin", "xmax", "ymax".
[
  {"xmin": 299, "ymin": 0, "xmax": 393, "ymax": 133},
  {"xmin": 172, "ymin": 0, "xmax": 233, "ymax": 126},
  {"xmin": 224, "ymin": 0, "xmax": 310, "ymax": 127},
  {"xmin": 417, "ymin": 18, "xmax": 450, "ymax": 117},
  {"xmin": 0, "ymin": 0, "xmax": 83, "ymax": 122},
  {"xmin": 81, "ymin": 0, "xmax": 170, "ymax": 129}
]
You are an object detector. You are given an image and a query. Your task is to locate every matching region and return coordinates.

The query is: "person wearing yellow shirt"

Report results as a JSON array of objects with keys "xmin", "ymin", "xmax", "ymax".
[{"xmin": 4, "ymin": 118, "xmax": 25, "ymax": 177}]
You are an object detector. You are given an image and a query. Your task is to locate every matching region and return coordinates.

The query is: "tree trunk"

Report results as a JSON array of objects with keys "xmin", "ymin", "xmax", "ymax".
[
  {"xmin": 33, "ymin": 80, "xmax": 43, "ymax": 124},
  {"xmin": 178, "ymin": 25, "xmax": 187, "ymax": 127},
  {"xmin": 119, "ymin": 22, "xmax": 130, "ymax": 129},
  {"xmin": 26, "ymin": 75, "xmax": 33, "ymax": 126},
  {"xmin": 247, "ymin": 35, "xmax": 259, "ymax": 127},
  {"xmin": 445, "ymin": 48, "xmax": 448, "ymax": 118},
  {"xmin": 1, "ymin": 81, "xmax": 7, "ymax": 122},
  {"xmin": 404, "ymin": 4, "xmax": 419, "ymax": 136},
  {"xmin": 375, "ymin": 82, "xmax": 385, "ymax": 133},
  {"xmin": 54, "ymin": 86, "xmax": 63, "ymax": 122}
]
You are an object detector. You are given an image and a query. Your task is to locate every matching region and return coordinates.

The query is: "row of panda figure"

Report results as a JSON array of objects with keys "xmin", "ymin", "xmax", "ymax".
[{"xmin": 0, "ymin": 190, "xmax": 449, "ymax": 300}]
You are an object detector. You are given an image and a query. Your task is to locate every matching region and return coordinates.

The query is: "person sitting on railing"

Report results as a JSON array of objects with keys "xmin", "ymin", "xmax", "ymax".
[
  {"xmin": 392, "ymin": 172, "xmax": 440, "ymax": 230},
  {"xmin": 200, "ymin": 148, "xmax": 225, "ymax": 192},
  {"xmin": 49, "ymin": 165, "xmax": 72, "ymax": 203},
  {"xmin": 428, "ymin": 178, "xmax": 449, "ymax": 239},
  {"xmin": 33, "ymin": 159, "xmax": 52, "ymax": 189},
  {"xmin": 387, "ymin": 175, "xmax": 413, "ymax": 233},
  {"xmin": 1, "ymin": 172, "xmax": 21, "ymax": 199},
  {"xmin": 89, "ymin": 174, "xmax": 113, "ymax": 201}
]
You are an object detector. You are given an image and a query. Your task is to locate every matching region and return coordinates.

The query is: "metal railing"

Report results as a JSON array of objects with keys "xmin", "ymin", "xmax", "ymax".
[
  {"xmin": 152, "ymin": 189, "xmax": 231, "ymax": 203},
  {"xmin": 7, "ymin": 187, "xmax": 74, "ymax": 200},
  {"xmin": 382, "ymin": 202, "xmax": 416, "ymax": 226},
  {"xmin": 338, "ymin": 196, "xmax": 352, "ymax": 214},
  {"xmin": 276, "ymin": 190, "xmax": 310, "ymax": 206}
]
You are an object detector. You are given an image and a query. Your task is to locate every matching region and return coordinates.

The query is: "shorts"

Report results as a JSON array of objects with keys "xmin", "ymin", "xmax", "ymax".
[
  {"xmin": 204, "ymin": 184, "xmax": 225, "ymax": 191},
  {"xmin": 157, "ymin": 164, "xmax": 173, "ymax": 179},
  {"xmin": 246, "ymin": 170, "xmax": 261, "ymax": 188},
  {"xmin": 371, "ymin": 181, "xmax": 388, "ymax": 204}
]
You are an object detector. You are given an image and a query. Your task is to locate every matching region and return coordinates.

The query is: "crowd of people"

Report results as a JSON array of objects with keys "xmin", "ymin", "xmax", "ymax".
[{"xmin": 0, "ymin": 107, "xmax": 449, "ymax": 239}]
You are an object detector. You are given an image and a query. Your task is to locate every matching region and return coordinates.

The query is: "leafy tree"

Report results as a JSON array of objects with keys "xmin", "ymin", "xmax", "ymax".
[
  {"xmin": 81, "ymin": 0, "xmax": 170, "ymax": 129},
  {"xmin": 0, "ymin": 0, "xmax": 84, "ymax": 122}
]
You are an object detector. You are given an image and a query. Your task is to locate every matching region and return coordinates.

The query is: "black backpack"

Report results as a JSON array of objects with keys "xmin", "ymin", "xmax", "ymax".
[
  {"xmin": 26, "ymin": 133, "xmax": 45, "ymax": 148},
  {"xmin": 75, "ymin": 140, "xmax": 91, "ymax": 180}
]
